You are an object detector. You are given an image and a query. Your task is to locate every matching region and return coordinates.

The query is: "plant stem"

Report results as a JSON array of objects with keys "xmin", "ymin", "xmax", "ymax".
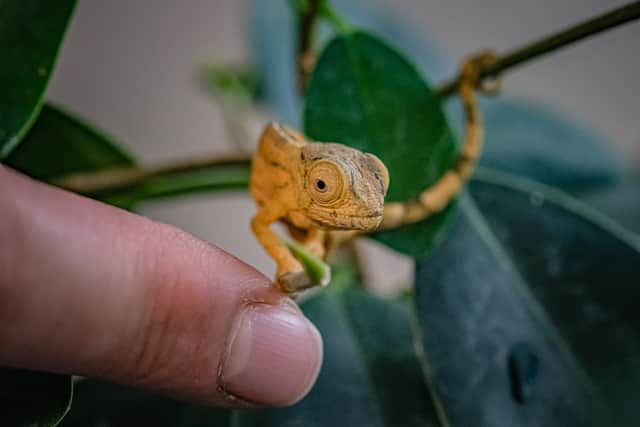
[
  {"xmin": 297, "ymin": 0, "xmax": 323, "ymax": 91},
  {"xmin": 55, "ymin": 1, "xmax": 640, "ymax": 200},
  {"xmin": 436, "ymin": 1, "xmax": 640, "ymax": 97},
  {"xmin": 53, "ymin": 153, "xmax": 251, "ymax": 196}
]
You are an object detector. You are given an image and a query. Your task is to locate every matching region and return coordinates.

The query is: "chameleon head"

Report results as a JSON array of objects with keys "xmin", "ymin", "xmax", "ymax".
[{"xmin": 298, "ymin": 142, "xmax": 389, "ymax": 231}]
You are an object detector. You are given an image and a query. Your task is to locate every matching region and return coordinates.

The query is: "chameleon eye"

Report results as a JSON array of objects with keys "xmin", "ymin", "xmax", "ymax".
[{"xmin": 308, "ymin": 161, "xmax": 344, "ymax": 205}]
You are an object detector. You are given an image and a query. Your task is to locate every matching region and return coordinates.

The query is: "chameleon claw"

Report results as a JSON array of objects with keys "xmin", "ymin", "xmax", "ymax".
[{"xmin": 277, "ymin": 269, "xmax": 331, "ymax": 294}]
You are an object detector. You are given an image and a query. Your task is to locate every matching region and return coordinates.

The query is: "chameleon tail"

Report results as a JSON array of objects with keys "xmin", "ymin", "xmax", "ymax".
[{"xmin": 379, "ymin": 51, "xmax": 499, "ymax": 230}]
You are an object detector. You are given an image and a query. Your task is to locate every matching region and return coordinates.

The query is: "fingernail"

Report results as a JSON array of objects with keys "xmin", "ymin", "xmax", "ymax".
[{"xmin": 220, "ymin": 303, "xmax": 323, "ymax": 406}]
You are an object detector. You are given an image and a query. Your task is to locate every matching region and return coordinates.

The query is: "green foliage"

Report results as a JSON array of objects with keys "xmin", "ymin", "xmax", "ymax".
[
  {"xmin": 445, "ymin": 97, "xmax": 627, "ymax": 192},
  {"xmin": 0, "ymin": 0, "xmax": 76, "ymax": 158},
  {"xmin": 305, "ymin": 31, "xmax": 458, "ymax": 257},
  {"xmin": 0, "ymin": 369, "xmax": 72, "ymax": 427},
  {"xmin": 2, "ymin": 1, "xmax": 639, "ymax": 426},
  {"xmin": 202, "ymin": 65, "xmax": 257, "ymax": 105},
  {"xmin": 415, "ymin": 171, "xmax": 640, "ymax": 426},
  {"xmin": 5, "ymin": 104, "xmax": 134, "ymax": 180}
]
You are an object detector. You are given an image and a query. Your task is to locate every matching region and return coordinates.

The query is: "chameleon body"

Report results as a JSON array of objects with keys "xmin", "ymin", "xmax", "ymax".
[
  {"xmin": 250, "ymin": 52, "xmax": 495, "ymax": 293},
  {"xmin": 250, "ymin": 124, "xmax": 389, "ymax": 292}
]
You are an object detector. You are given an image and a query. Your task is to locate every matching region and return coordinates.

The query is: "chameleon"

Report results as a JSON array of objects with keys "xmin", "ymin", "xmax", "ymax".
[
  {"xmin": 250, "ymin": 52, "xmax": 497, "ymax": 293},
  {"xmin": 250, "ymin": 123, "xmax": 389, "ymax": 292}
]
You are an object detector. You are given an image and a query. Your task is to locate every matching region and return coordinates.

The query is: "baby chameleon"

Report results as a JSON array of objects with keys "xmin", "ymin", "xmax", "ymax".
[{"xmin": 250, "ymin": 123, "xmax": 389, "ymax": 293}]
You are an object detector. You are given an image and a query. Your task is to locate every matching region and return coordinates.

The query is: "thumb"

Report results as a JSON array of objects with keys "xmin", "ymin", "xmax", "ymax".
[{"xmin": 0, "ymin": 166, "xmax": 323, "ymax": 407}]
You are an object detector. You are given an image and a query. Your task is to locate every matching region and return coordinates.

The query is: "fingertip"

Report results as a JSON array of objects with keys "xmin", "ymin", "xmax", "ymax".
[{"xmin": 219, "ymin": 302, "xmax": 323, "ymax": 406}]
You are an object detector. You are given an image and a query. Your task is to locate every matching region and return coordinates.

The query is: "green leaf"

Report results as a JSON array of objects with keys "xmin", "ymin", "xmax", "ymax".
[
  {"xmin": 286, "ymin": 239, "xmax": 332, "ymax": 287},
  {"xmin": 581, "ymin": 177, "xmax": 640, "ymax": 235},
  {"xmin": 414, "ymin": 170, "xmax": 640, "ymax": 426},
  {"xmin": 1, "ymin": 369, "xmax": 73, "ymax": 427},
  {"xmin": 5, "ymin": 104, "xmax": 134, "ymax": 180},
  {"xmin": 304, "ymin": 31, "xmax": 457, "ymax": 257},
  {"xmin": 444, "ymin": 97, "xmax": 627, "ymax": 192},
  {"xmin": 57, "ymin": 380, "xmax": 229, "ymax": 427},
  {"xmin": 202, "ymin": 64, "xmax": 257, "ymax": 105},
  {"xmin": 236, "ymin": 288, "xmax": 442, "ymax": 426},
  {"xmin": 6, "ymin": 103, "xmax": 250, "ymax": 208},
  {"xmin": 0, "ymin": 0, "xmax": 77, "ymax": 159}
]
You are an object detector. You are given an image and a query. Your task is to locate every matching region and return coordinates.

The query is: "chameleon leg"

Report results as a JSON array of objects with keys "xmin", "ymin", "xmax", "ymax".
[
  {"xmin": 303, "ymin": 228, "xmax": 327, "ymax": 259},
  {"xmin": 251, "ymin": 207, "xmax": 313, "ymax": 293}
]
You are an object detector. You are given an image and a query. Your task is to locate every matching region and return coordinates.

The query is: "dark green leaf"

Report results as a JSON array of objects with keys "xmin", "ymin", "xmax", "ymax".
[
  {"xmin": 0, "ymin": 369, "xmax": 72, "ymax": 427},
  {"xmin": 414, "ymin": 170, "xmax": 640, "ymax": 426},
  {"xmin": 236, "ymin": 288, "xmax": 441, "ymax": 426},
  {"xmin": 58, "ymin": 380, "xmax": 229, "ymax": 427},
  {"xmin": 0, "ymin": 0, "xmax": 76, "ymax": 158},
  {"xmin": 581, "ymin": 178, "xmax": 640, "ymax": 235},
  {"xmin": 444, "ymin": 97, "xmax": 627, "ymax": 192},
  {"xmin": 5, "ymin": 104, "xmax": 134, "ymax": 180},
  {"xmin": 304, "ymin": 31, "xmax": 457, "ymax": 257}
]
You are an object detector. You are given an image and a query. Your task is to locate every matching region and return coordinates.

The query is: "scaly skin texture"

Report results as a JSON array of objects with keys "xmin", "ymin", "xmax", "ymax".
[
  {"xmin": 250, "ymin": 52, "xmax": 497, "ymax": 293},
  {"xmin": 250, "ymin": 123, "xmax": 389, "ymax": 292}
]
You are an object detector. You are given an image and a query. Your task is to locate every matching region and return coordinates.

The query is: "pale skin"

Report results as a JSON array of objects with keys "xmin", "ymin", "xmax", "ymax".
[{"xmin": 250, "ymin": 52, "xmax": 497, "ymax": 293}]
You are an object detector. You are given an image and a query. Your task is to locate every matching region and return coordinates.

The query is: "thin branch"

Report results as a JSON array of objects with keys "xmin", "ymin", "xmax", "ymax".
[
  {"xmin": 53, "ymin": 153, "xmax": 251, "ymax": 195},
  {"xmin": 436, "ymin": 1, "xmax": 640, "ymax": 97},
  {"xmin": 297, "ymin": 0, "xmax": 323, "ymax": 91},
  {"xmin": 54, "ymin": 1, "xmax": 640, "ymax": 199}
]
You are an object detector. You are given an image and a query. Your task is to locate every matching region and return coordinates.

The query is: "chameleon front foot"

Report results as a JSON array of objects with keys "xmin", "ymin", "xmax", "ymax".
[{"xmin": 277, "ymin": 271, "xmax": 319, "ymax": 294}]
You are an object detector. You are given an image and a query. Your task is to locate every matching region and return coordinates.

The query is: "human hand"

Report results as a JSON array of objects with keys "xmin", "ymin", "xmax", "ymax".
[{"xmin": 0, "ymin": 166, "xmax": 323, "ymax": 407}]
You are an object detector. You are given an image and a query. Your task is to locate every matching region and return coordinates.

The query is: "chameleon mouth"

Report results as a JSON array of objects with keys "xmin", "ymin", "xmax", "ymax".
[{"xmin": 313, "ymin": 211, "xmax": 383, "ymax": 231}]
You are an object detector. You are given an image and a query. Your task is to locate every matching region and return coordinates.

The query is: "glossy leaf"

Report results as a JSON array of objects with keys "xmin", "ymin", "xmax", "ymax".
[
  {"xmin": 444, "ymin": 96, "xmax": 626, "ymax": 192},
  {"xmin": 414, "ymin": 170, "xmax": 640, "ymax": 426},
  {"xmin": 305, "ymin": 31, "xmax": 458, "ymax": 257},
  {"xmin": 1, "ymin": 369, "xmax": 72, "ymax": 427},
  {"xmin": 0, "ymin": 0, "xmax": 76, "ymax": 158},
  {"xmin": 581, "ymin": 178, "xmax": 640, "ymax": 235},
  {"xmin": 236, "ymin": 288, "xmax": 441, "ymax": 426},
  {"xmin": 5, "ymin": 104, "xmax": 134, "ymax": 180},
  {"xmin": 249, "ymin": 0, "xmax": 449, "ymax": 126},
  {"xmin": 6, "ymin": 103, "xmax": 251, "ymax": 209}
]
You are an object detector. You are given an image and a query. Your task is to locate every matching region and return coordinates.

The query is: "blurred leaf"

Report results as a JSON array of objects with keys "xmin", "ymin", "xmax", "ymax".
[
  {"xmin": 581, "ymin": 178, "xmax": 640, "ymax": 235},
  {"xmin": 5, "ymin": 104, "xmax": 134, "ymax": 180},
  {"xmin": 6, "ymin": 103, "xmax": 250, "ymax": 208},
  {"xmin": 414, "ymin": 170, "xmax": 640, "ymax": 426},
  {"xmin": 1, "ymin": 369, "xmax": 72, "ymax": 427},
  {"xmin": 444, "ymin": 97, "xmax": 627, "ymax": 192},
  {"xmin": 0, "ymin": 0, "xmax": 76, "ymax": 159},
  {"xmin": 236, "ymin": 288, "xmax": 442, "ymax": 426},
  {"xmin": 305, "ymin": 31, "xmax": 457, "ymax": 257},
  {"xmin": 249, "ymin": 0, "xmax": 450, "ymax": 126},
  {"xmin": 202, "ymin": 65, "xmax": 257, "ymax": 105},
  {"xmin": 58, "ymin": 380, "xmax": 229, "ymax": 427}
]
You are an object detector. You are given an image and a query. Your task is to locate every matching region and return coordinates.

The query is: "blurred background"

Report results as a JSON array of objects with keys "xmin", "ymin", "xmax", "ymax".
[{"xmin": 46, "ymin": 0, "xmax": 640, "ymax": 292}]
